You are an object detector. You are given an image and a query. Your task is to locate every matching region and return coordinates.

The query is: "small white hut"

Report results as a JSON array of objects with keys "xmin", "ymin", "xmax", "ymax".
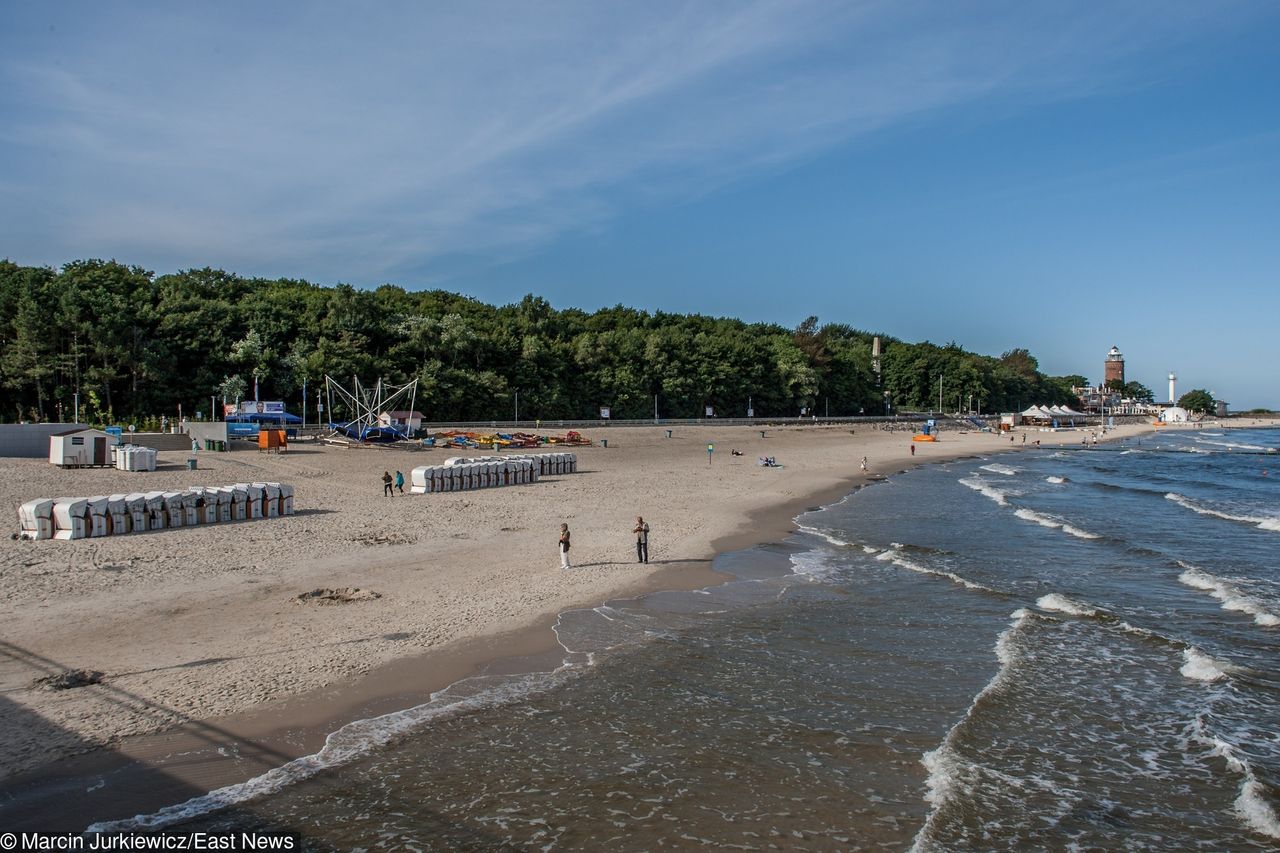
[{"xmin": 48, "ymin": 427, "xmax": 112, "ymax": 468}]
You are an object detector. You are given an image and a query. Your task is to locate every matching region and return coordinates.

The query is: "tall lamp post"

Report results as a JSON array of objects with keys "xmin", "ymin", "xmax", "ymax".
[{"xmin": 514, "ymin": 389, "xmax": 519, "ymax": 427}]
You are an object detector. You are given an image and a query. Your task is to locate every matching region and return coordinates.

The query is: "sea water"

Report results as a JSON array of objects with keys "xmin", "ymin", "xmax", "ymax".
[{"xmin": 98, "ymin": 428, "xmax": 1280, "ymax": 849}]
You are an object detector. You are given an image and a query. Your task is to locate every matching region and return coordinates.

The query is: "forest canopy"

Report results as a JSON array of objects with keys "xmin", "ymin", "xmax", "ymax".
[{"xmin": 0, "ymin": 259, "xmax": 1082, "ymax": 424}]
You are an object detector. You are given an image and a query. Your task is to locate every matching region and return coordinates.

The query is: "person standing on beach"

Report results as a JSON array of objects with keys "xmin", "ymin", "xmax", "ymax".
[
  {"xmin": 395, "ymin": 470, "xmax": 405, "ymax": 494},
  {"xmin": 860, "ymin": 456, "xmax": 869, "ymax": 471},
  {"xmin": 559, "ymin": 523, "xmax": 572, "ymax": 569},
  {"xmin": 382, "ymin": 470, "xmax": 393, "ymax": 497},
  {"xmin": 634, "ymin": 516, "xmax": 650, "ymax": 564},
  {"xmin": 910, "ymin": 444, "xmax": 915, "ymax": 457}
]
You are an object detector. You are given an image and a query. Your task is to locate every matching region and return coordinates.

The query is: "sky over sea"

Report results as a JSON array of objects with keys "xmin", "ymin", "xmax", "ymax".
[{"xmin": 2, "ymin": 1, "xmax": 1277, "ymax": 407}]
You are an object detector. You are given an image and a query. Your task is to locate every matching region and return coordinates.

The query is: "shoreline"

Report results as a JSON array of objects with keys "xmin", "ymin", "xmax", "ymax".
[{"xmin": 0, "ymin": 420, "xmax": 1207, "ymax": 829}]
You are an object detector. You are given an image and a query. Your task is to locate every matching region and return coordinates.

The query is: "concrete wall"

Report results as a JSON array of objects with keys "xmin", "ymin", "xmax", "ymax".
[
  {"xmin": 185, "ymin": 421, "xmax": 231, "ymax": 448},
  {"xmin": 0, "ymin": 423, "xmax": 89, "ymax": 458}
]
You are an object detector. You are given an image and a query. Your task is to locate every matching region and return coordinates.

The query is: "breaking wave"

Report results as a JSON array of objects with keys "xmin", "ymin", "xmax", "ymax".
[
  {"xmin": 1166, "ymin": 493, "xmax": 1280, "ymax": 533},
  {"xmin": 1178, "ymin": 564, "xmax": 1280, "ymax": 627},
  {"xmin": 1013, "ymin": 508, "xmax": 1102, "ymax": 540}
]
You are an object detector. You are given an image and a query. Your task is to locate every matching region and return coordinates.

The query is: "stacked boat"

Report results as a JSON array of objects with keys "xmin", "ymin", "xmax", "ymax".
[
  {"xmin": 16, "ymin": 482, "xmax": 295, "ymax": 541},
  {"xmin": 410, "ymin": 452, "xmax": 577, "ymax": 494}
]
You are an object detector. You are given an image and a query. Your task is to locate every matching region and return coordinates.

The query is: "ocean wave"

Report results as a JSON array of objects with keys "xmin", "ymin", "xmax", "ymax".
[
  {"xmin": 1180, "ymin": 647, "xmax": 1234, "ymax": 682},
  {"xmin": 1045, "ymin": 475, "xmax": 1068, "ymax": 484},
  {"xmin": 1193, "ymin": 716, "xmax": 1280, "ymax": 840},
  {"xmin": 789, "ymin": 548, "xmax": 843, "ymax": 580},
  {"xmin": 959, "ymin": 476, "xmax": 1016, "ymax": 507},
  {"xmin": 910, "ymin": 609, "xmax": 1032, "ymax": 853},
  {"xmin": 795, "ymin": 524, "xmax": 855, "ymax": 549},
  {"xmin": 1166, "ymin": 493, "xmax": 1280, "ymax": 533},
  {"xmin": 980, "ymin": 463, "xmax": 1019, "ymax": 476},
  {"xmin": 1195, "ymin": 437, "xmax": 1270, "ymax": 452},
  {"xmin": 876, "ymin": 549, "xmax": 1000, "ymax": 594},
  {"xmin": 1036, "ymin": 593, "xmax": 1097, "ymax": 617},
  {"xmin": 1013, "ymin": 508, "xmax": 1102, "ymax": 540},
  {"xmin": 86, "ymin": 665, "xmax": 578, "ymax": 833},
  {"xmin": 1177, "ymin": 564, "xmax": 1280, "ymax": 627}
]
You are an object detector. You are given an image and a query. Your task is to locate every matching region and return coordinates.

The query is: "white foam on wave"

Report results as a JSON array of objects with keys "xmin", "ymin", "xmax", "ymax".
[
  {"xmin": 1180, "ymin": 647, "xmax": 1232, "ymax": 682},
  {"xmin": 1194, "ymin": 717, "xmax": 1280, "ymax": 840},
  {"xmin": 1036, "ymin": 593, "xmax": 1097, "ymax": 617},
  {"xmin": 1045, "ymin": 475, "xmax": 1068, "ymax": 484},
  {"xmin": 876, "ymin": 548, "xmax": 998, "ymax": 594},
  {"xmin": 1177, "ymin": 564, "xmax": 1280, "ymax": 627},
  {"xmin": 86, "ymin": 664, "xmax": 577, "ymax": 833},
  {"xmin": 789, "ymin": 548, "xmax": 842, "ymax": 580},
  {"xmin": 980, "ymin": 463, "xmax": 1019, "ymax": 476},
  {"xmin": 1013, "ymin": 508, "xmax": 1102, "ymax": 540},
  {"xmin": 1166, "ymin": 493, "xmax": 1280, "ymax": 533},
  {"xmin": 1195, "ymin": 436, "xmax": 1269, "ymax": 452},
  {"xmin": 796, "ymin": 524, "xmax": 854, "ymax": 549},
  {"xmin": 910, "ymin": 609, "xmax": 1031, "ymax": 853},
  {"xmin": 959, "ymin": 475, "xmax": 1014, "ymax": 507}
]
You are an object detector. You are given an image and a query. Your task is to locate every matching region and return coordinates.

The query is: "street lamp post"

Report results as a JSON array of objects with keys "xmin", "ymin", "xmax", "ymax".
[{"xmin": 514, "ymin": 389, "xmax": 519, "ymax": 426}]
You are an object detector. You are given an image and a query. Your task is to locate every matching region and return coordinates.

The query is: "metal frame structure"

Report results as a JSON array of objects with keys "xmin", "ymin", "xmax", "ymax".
[{"xmin": 324, "ymin": 375, "xmax": 419, "ymax": 442}]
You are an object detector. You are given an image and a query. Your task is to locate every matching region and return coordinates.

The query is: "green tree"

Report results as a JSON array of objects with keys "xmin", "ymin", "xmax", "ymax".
[
  {"xmin": 1178, "ymin": 389, "xmax": 1215, "ymax": 413},
  {"xmin": 1122, "ymin": 381, "xmax": 1154, "ymax": 403}
]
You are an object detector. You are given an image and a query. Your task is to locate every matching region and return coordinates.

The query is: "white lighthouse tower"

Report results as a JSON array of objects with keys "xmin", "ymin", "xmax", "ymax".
[{"xmin": 1168, "ymin": 372, "xmax": 1177, "ymax": 404}]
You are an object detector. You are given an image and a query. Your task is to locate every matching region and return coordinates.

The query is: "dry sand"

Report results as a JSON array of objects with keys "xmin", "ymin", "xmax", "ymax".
[{"xmin": 0, "ymin": 420, "xmax": 1164, "ymax": 796}]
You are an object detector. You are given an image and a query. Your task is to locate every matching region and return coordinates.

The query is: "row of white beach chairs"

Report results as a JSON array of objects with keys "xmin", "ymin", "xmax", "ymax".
[
  {"xmin": 410, "ymin": 452, "xmax": 577, "ymax": 494},
  {"xmin": 17, "ymin": 482, "xmax": 295, "ymax": 541},
  {"xmin": 115, "ymin": 445, "xmax": 158, "ymax": 471}
]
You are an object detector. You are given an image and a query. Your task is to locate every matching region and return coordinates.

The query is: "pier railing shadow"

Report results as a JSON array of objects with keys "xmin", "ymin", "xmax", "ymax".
[{"xmin": 0, "ymin": 640, "xmax": 295, "ymax": 833}]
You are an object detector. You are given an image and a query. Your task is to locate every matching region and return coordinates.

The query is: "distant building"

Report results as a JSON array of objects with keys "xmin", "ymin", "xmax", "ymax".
[
  {"xmin": 1215, "ymin": 400, "xmax": 1229, "ymax": 417},
  {"xmin": 380, "ymin": 410, "xmax": 425, "ymax": 433},
  {"xmin": 1105, "ymin": 345, "xmax": 1125, "ymax": 387},
  {"xmin": 1072, "ymin": 344, "xmax": 1158, "ymax": 415}
]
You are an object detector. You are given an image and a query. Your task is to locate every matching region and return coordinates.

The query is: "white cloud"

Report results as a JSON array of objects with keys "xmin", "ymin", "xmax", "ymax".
[{"xmin": 0, "ymin": 1, "xmax": 1266, "ymax": 282}]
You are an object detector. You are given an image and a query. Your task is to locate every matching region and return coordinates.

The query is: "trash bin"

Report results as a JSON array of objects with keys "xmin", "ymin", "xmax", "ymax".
[
  {"xmin": 665, "ymin": 429, "xmax": 672, "ymax": 438},
  {"xmin": 601, "ymin": 439, "xmax": 608, "ymax": 448},
  {"xmin": 186, "ymin": 457, "xmax": 197, "ymax": 471}
]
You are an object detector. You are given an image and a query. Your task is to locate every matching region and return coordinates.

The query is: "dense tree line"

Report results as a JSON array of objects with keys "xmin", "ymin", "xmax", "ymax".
[{"xmin": 0, "ymin": 259, "xmax": 1081, "ymax": 424}]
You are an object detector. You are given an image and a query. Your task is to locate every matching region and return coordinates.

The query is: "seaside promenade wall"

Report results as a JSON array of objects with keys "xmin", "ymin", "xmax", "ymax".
[{"xmin": 0, "ymin": 423, "xmax": 90, "ymax": 458}]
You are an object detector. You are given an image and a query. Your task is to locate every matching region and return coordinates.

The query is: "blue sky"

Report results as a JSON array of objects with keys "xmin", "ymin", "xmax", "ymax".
[{"xmin": 2, "ymin": 1, "xmax": 1277, "ymax": 406}]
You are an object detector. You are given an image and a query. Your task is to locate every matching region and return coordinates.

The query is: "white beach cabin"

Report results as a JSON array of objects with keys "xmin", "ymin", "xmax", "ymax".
[{"xmin": 49, "ymin": 428, "xmax": 112, "ymax": 468}]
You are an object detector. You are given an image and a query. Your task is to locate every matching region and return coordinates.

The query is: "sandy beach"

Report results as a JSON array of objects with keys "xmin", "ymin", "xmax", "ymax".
[{"xmin": 0, "ymin": 419, "xmax": 1175, "ymax": 825}]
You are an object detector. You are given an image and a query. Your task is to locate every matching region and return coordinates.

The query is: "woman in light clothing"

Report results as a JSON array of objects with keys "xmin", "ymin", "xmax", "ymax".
[{"xmin": 559, "ymin": 523, "xmax": 572, "ymax": 569}]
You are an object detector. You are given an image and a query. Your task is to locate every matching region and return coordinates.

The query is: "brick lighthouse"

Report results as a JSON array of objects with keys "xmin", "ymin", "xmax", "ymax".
[{"xmin": 1105, "ymin": 345, "xmax": 1125, "ymax": 387}]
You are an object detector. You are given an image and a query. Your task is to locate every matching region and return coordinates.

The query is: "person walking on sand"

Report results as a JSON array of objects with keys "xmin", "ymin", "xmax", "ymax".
[
  {"xmin": 634, "ymin": 516, "xmax": 650, "ymax": 564},
  {"xmin": 382, "ymin": 470, "xmax": 393, "ymax": 497},
  {"xmin": 910, "ymin": 444, "xmax": 915, "ymax": 457},
  {"xmin": 860, "ymin": 456, "xmax": 869, "ymax": 472},
  {"xmin": 559, "ymin": 523, "xmax": 572, "ymax": 569},
  {"xmin": 395, "ymin": 470, "xmax": 405, "ymax": 494}
]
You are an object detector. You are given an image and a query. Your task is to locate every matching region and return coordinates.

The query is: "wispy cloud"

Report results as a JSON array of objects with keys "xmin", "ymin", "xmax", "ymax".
[{"xmin": 0, "ymin": 1, "xmax": 1266, "ymax": 283}]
